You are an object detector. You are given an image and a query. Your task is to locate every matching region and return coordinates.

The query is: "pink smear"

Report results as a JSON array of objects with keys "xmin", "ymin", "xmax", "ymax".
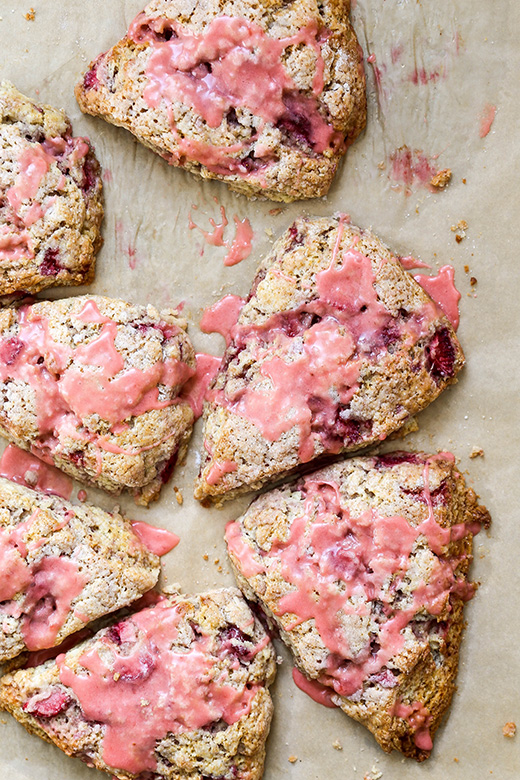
[
  {"xmin": 115, "ymin": 219, "xmax": 141, "ymax": 270},
  {"xmin": 77, "ymin": 489, "xmax": 87, "ymax": 502},
  {"xmin": 189, "ymin": 204, "xmax": 254, "ymax": 266},
  {"xmin": 292, "ymin": 668, "xmax": 338, "ymax": 708},
  {"xmin": 0, "ymin": 444, "xmax": 73, "ymax": 500},
  {"xmin": 181, "ymin": 353, "xmax": 221, "ymax": 419},
  {"xmin": 409, "ymin": 67, "xmax": 442, "ymax": 85},
  {"xmin": 415, "ymin": 266, "xmax": 460, "ymax": 330},
  {"xmin": 200, "ymin": 294, "xmax": 246, "ymax": 345},
  {"xmin": 391, "ymin": 44, "xmax": 404, "ymax": 64},
  {"xmin": 479, "ymin": 104, "xmax": 496, "ymax": 138},
  {"xmin": 130, "ymin": 521, "xmax": 180, "ymax": 556},
  {"xmin": 388, "ymin": 146, "xmax": 440, "ymax": 193},
  {"xmin": 366, "ymin": 52, "xmax": 386, "ymax": 101}
]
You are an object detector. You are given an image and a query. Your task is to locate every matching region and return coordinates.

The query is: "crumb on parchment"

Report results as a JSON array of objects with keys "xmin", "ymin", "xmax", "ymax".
[
  {"xmin": 470, "ymin": 447, "xmax": 484, "ymax": 459},
  {"xmin": 288, "ymin": 755, "xmax": 298, "ymax": 763},
  {"xmin": 24, "ymin": 7, "xmax": 35, "ymax": 20},
  {"xmin": 451, "ymin": 219, "xmax": 468, "ymax": 242},
  {"xmin": 364, "ymin": 768, "xmax": 383, "ymax": 780},
  {"xmin": 503, "ymin": 722, "xmax": 516, "ymax": 738},
  {"xmin": 430, "ymin": 168, "xmax": 452, "ymax": 188},
  {"xmin": 332, "ymin": 740, "xmax": 343, "ymax": 750},
  {"xmin": 173, "ymin": 486, "xmax": 183, "ymax": 505}
]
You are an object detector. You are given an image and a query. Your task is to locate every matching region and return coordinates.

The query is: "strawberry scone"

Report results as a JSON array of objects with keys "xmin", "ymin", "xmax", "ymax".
[
  {"xmin": 195, "ymin": 216, "xmax": 465, "ymax": 503},
  {"xmin": 75, "ymin": 0, "xmax": 366, "ymax": 202},
  {"xmin": 0, "ymin": 588, "xmax": 277, "ymax": 780},
  {"xmin": 0, "ymin": 295, "xmax": 196, "ymax": 504},
  {"xmin": 226, "ymin": 452, "xmax": 491, "ymax": 760},
  {"xmin": 0, "ymin": 476, "xmax": 160, "ymax": 663},
  {"xmin": 0, "ymin": 82, "xmax": 103, "ymax": 295}
]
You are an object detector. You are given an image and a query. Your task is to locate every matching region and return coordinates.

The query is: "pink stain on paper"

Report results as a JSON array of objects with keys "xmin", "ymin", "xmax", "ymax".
[
  {"xmin": 115, "ymin": 219, "xmax": 141, "ymax": 271},
  {"xmin": 388, "ymin": 146, "xmax": 443, "ymax": 194},
  {"xmin": 189, "ymin": 201, "xmax": 254, "ymax": 267},
  {"xmin": 479, "ymin": 104, "xmax": 496, "ymax": 138}
]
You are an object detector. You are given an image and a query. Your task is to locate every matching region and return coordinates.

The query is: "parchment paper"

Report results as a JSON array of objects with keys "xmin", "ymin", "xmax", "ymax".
[{"xmin": 0, "ymin": 1, "xmax": 519, "ymax": 778}]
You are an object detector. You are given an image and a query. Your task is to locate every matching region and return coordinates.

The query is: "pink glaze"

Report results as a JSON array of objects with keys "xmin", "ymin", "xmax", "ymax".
[
  {"xmin": 0, "ymin": 225, "xmax": 32, "ymax": 261},
  {"xmin": 394, "ymin": 699, "xmax": 433, "ymax": 750},
  {"xmin": 206, "ymin": 459, "xmax": 237, "ymax": 486},
  {"xmin": 0, "ymin": 526, "xmax": 32, "ymax": 601},
  {"xmin": 180, "ymin": 353, "xmax": 221, "ymax": 419},
  {"xmin": 398, "ymin": 255, "xmax": 430, "ymax": 271},
  {"xmin": 479, "ymin": 103, "xmax": 496, "ymax": 138},
  {"xmin": 225, "ymin": 522, "xmax": 264, "ymax": 577},
  {"xmin": 226, "ymin": 461, "xmax": 477, "ymax": 698},
  {"xmin": 189, "ymin": 205, "xmax": 228, "ymax": 247},
  {"xmin": 7, "ymin": 145, "xmax": 54, "ymax": 215},
  {"xmin": 131, "ymin": 521, "xmax": 179, "ymax": 556},
  {"xmin": 208, "ymin": 244, "xmax": 443, "ymax": 461},
  {"xmin": 0, "ymin": 443, "xmax": 73, "ymax": 499},
  {"xmin": 292, "ymin": 667, "xmax": 338, "ymax": 708},
  {"xmin": 224, "ymin": 217, "xmax": 254, "ymax": 266},
  {"xmin": 137, "ymin": 17, "xmax": 325, "ymax": 127},
  {"xmin": 0, "ymin": 299, "xmax": 195, "ymax": 463},
  {"xmin": 200, "ymin": 294, "xmax": 246, "ymax": 344},
  {"xmin": 57, "ymin": 600, "xmax": 260, "ymax": 774},
  {"xmin": 415, "ymin": 265, "xmax": 460, "ymax": 330},
  {"xmin": 22, "ymin": 556, "xmax": 87, "ymax": 650},
  {"xmin": 130, "ymin": 13, "xmax": 338, "ymax": 171}
]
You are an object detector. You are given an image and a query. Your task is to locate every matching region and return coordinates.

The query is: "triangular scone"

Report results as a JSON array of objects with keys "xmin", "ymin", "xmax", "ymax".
[
  {"xmin": 226, "ymin": 452, "xmax": 491, "ymax": 760},
  {"xmin": 0, "ymin": 82, "xmax": 103, "ymax": 296},
  {"xmin": 75, "ymin": 0, "xmax": 366, "ymax": 202},
  {"xmin": 0, "ymin": 588, "xmax": 276, "ymax": 780},
  {"xmin": 195, "ymin": 217, "xmax": 465, "ymax": 503},
  {"xmin": 0, "ymin": 476, "xmax": 160, "ymax": 663},
  {"xmin": 0, "ymin": 295, "xmax": 196, "ymax": 505}
]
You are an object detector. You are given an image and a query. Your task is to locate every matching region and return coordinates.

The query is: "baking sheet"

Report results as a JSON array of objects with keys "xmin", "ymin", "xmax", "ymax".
[{"xmin": 0, "ymin": 0, "xmax": 519, "ymax": 778}]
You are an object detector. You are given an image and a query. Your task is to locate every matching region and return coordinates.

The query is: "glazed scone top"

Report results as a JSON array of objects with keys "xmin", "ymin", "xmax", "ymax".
[
  {"xmin": 0, "ymin": 82, "xmax": 103, "ymax": 295},
  {"xmin": 0, "ymin": 588, "xmax": 277, "ymax": 780},
  {"xmin": 0, "ymin": 295, "xmax": 196, "ymax": 501},
  {"xmin": 76, "ymin": 0, "xmax": 366, "ymax": 200},
  {"xmin": 195, "ymin": 216, "xmax": 464, "ymax": 501}
]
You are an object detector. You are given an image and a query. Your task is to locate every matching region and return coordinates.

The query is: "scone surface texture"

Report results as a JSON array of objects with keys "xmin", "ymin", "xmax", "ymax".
[
  {"xmin": 226, "ymin": 452, "xmax": 491, "ymax": 760},
  {"xmin": 195, "ymin": 216, "xmax": 465, "ymax": 502},
  {"xmin": 0, "ymin": 587, "xmax": 277, "ymax": 780},
  {"xmin": 0, "ymin": 476, "xmax": 160, "ymax": 663},
  {"xmin": 0, "ymin": 81, "xmax": 103, "ymax": 295},
  {"xmin": 0, "ymin": 295, "xmax": 196, "ymax": 504},
  {"xmin": 75, "ymin": 0, "xmax": 366, "ymax": 201}
]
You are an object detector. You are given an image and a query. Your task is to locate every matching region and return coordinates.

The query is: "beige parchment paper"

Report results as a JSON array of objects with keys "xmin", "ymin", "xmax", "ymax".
[{"xmin": 0, "ymin": 1, "xmax": 519, "ymax": 778}]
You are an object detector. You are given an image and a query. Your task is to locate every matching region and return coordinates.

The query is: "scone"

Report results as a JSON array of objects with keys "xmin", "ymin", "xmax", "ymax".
[
  {"xmin": 0, "ymin": 476, "xmax": 160, "ymax": 663},
  {"xmin": 0, "ymin": 81, "xmax": 103, "ymax": 295},
  {"xmin": 0, "ymin": 295, "xmax": 196, "ymax": 504},
  {"xmin": 0, "ymin": 588, "xmax": 277, "ymax": 780},
  {"xmin": 75, "ymin": 0, "xmax": 366, "ymax": 202},
  {"xmin": 226, "ymin": 452, "xmax": 491, "ymax": 760},
  {"xmin": 194, "ymin": 216, "xmax": 465, "ymax": 503}
]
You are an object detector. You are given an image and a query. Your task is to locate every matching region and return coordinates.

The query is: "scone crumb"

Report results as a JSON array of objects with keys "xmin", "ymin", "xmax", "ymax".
[
  {"xmin": 453, "ymin": 757, "xmax": 459, "ymax": 762},
  {"xmin": 113, "ymin": 672, "xmax": 120, "ymax": 681},
  {"xmin": 464, "ymin": 264, "xmax": 470, "ymax": 273},
  {"xmin": 503, "ymin": 721, "xmax": 516, "ymax": 738},
  {"xmin": 203, "ymin": 553, "xmax": 209, "ymax": 561},
  {"xmin": 332, "ymin": 740, "xmax": 343, "ymax": 750},
  {"xmin": 469, "ymin": 447, "xmax": 484, "ymax": 459},
  {"xmin": 451, "ymin": 219, "xmax": 468, "ymax": 242},
  {"xmin": 24, "ymin": 7, "xmax": 35, "ymax": 20},
  {"xmin": 364, "ymin": 768, "xmax": 383, "ymax": 780},
  {"xmin": 268, "ymin": 208, "xmax": 283, "ymax": 216},
  {"xmin": 288, "ymin": 755, "xmax": 298, "ymax": 763},
  {"xmin": 470, "ymin": 276, "xmax": 477, "ymax": 286},
  {"xmin": 430, "ymin": 168, "xmax": 452, "ymax": 188},
  {"xmin": 173, "ymin": 486, "xmax": 183, "ymax": 505}
]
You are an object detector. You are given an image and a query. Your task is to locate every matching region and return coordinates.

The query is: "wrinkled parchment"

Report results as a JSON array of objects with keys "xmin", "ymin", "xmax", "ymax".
[{"xmin": 0, "ymin": 0, "xmax": 519, "ymax": 778}]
